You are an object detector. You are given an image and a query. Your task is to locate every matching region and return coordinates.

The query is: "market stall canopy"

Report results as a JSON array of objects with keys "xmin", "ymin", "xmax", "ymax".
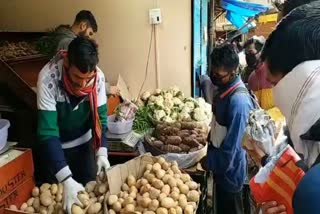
[{"xmin": 221, "ymin": 0, "xmax": 269, "ymax": 33}]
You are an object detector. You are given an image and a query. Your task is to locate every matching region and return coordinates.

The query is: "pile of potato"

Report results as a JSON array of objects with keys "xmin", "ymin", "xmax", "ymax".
[
  {"xmin": 148, "ymin": 123, "xmax": 208, "ymax": 154},
  {"xmin": 9, "ymin": 173, "xmax": 108, "ymax": 214},
  {"xmin": 107, "ymin": 157, "xmax": 200, "ymax": 214}
]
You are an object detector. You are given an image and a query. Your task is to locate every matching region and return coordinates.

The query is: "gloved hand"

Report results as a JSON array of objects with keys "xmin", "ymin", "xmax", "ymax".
[
  {"xmin": 96, "ymin": 147, "xmax": 110, "ymax": 175},
  {"xmin": 62, "ymin": 177, "xmax": 85, "ymax": 214}
]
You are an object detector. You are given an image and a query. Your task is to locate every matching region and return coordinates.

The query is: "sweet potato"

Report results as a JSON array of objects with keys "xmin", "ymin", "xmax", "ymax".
[
  {"xmin": 165, "ymin": 136, "xmax": 182, "ymax": 145},
  {"xmin": 179, "ymin": 144, "xmax": 191, "ymax": 152},
  {"xmin": 161, "ymin": 145, "xmax": 182, "ymax": 153},
  {"xmin": 152, "ymin": 140, "xmax": 164, "ymax": 148}
]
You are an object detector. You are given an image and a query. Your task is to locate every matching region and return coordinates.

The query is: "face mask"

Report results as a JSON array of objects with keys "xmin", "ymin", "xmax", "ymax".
[{"xmin": 246, "ymin": 52, "xmax": 258, "ymax": 68}]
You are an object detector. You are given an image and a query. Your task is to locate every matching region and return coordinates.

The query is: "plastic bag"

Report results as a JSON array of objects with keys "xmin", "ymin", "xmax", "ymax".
[{"xmin": 160, "ymin": 144, "xmax": 207, "ymax": 169}]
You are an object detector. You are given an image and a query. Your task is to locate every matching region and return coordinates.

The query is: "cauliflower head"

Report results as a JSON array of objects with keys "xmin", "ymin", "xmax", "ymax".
[{"xmin": 154, "ymin": 110, "xmax": 166, "ymax": 121}]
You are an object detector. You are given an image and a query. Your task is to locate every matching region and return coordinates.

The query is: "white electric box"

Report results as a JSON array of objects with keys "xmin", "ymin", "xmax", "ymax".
[{"xmin": 149, "ymin": 8, "xmax": 162, "ymax": 25}]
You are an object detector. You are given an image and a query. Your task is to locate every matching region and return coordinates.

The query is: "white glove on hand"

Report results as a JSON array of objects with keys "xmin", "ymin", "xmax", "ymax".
[
  {"xmin": 63, "ymin": 177, "xmax": 85, "ymax": 214},
  {"xmin": 96, "ymin": 147, "xmax": 111, "ymax": 175}
]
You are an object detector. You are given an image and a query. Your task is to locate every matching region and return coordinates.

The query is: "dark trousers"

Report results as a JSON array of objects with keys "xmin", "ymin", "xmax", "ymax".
[
  {"xmin": 215, "ymin": 184, "xmax": 244, "ymax": 214},
  {"xmin": 36, "ymin": 142, "xmax": 97, "ymax": 186}
]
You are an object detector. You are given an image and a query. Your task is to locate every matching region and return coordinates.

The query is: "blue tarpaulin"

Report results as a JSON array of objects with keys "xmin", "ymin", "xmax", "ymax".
[{"xmin": 221, "ymin": 0, "xmax": 269, "ymax": 33}]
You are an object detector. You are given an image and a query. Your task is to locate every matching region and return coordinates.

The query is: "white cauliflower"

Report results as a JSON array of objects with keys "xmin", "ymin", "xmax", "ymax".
[
  {"xmin": 171, "ymin": 112, "xmax": 178, "ymax": 120},
  {"xmin": 169, "ymin": 86, "xmax": 180, "ymax": 96},
  {"xmin": 163, "ymin": 116, "xmax": 174, "ymax": 123},
  {"xmin": 193, "ymin": 108, "xmax": 207, "ymax": 121},
  {"xmin": 154, "ymin": 110, "xmax": 166, "ymax": 121},
  {"xmin": 195, "ymin": 97, "xmax": 206, "ymax": 109},
  {"xmin": 181, "ymin": 106, "xmax": 192, "ymax": 114},
  {"xmin": 164, "ymin": 98, "xmax": 174, "ymax": 109},
  {"xmin": 148, "ymin": 95, "xmax": 157, "ymax": 103},
  {"xmin": 178, "ymin": 111, "xmax": 191, "ymax": 121},
  {"xmin": 164, "ymin": 92, "xmax": 173, "ymax": 100},
  {"xmin": 184, "ymin": 101, "xmax": 195, "ymax": 111},
  {"xmin": 141, "ymin": 91, "xmax": 151, "ymax": 101},
  {"xmin": 164, "ymin": 107, "xmax": 171, "ymax": 116},
  {"xmin": 173, "ymin": 97, "xmax": 183, "ymax": 106},
  {"xmin": 154, "ymin": 96, "xmax": 164, "ymax": 108}
]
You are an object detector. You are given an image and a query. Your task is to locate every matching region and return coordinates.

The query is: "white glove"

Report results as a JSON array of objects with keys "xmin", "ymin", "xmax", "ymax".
[
  {"xmin": 96, "ymin": 147, "xmax": 111, "ymax": 175},
  {"xmin": 62, "ymin": 177, "xmax": 85, "ymax": 214}
]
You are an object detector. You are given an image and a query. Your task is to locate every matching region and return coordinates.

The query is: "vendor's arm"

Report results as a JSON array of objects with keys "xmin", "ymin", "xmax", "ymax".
[
  {"xmin": 37, "ymin": 70, "xmax": 71, "ymax": 182},
  {"xmin": 222, "ymin": 93, "xmax": 253, "ymax": 172}
]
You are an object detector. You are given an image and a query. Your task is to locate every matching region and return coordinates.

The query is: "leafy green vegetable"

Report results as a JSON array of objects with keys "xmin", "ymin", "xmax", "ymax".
[{"xmin": 133, "ymin": 106, "xmax": 154, "ymax": 134}]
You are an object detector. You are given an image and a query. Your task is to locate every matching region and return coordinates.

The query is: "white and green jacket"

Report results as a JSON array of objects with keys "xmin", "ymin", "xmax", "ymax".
[{"xmin": 37, "ymin": 58, "xmax": 107, "ymax": 182}]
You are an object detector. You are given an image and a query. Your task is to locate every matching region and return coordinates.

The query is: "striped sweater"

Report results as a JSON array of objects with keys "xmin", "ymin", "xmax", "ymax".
[{"xmin": 37, "ymin": 59, "xmax": 107, "ymax": 181}]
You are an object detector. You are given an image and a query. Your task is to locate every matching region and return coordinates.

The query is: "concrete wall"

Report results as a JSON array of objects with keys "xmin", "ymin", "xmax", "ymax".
[{"xmin": 0, "ymin": 0, "xmax": 192, "ymax": 97}]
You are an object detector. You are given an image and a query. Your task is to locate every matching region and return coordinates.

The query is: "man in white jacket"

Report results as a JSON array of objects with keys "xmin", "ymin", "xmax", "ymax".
[{"xmin": 259, "ymin": 1, "xmax": 320, "ymax": 213}]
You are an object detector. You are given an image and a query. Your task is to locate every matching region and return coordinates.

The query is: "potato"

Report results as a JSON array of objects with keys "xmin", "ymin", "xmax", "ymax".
[
  {"xmin": 153, "ymin": 163, "xmax": 162, "ymax": 172},
  {"xmin": 144, "ymin": 211, "xmax": 156, "ymax": 214},
  {"xmin": 9, "ymin": 205, "xmax": 18, "ymax": 210},
  {"xmin": 20, "ymin": 203, "xmax": 28, "ymax": 211},
  {"xmin": 58, "ymin": 183, "xmax": 63, "ymax": 194},
  {"xmin": 130, "ymin": 191, "xmax": 137, "ymax": 199},
  {"xmin": 158, "ymin": 193, "xmax": 167, "ymax": 201},
  {"xmin": 176, "ymin": 179, "xmax": 183, "ymax": 187},
  {"xmin": 180, "ymin": 174, "xmax": 191, "ymax": 183},
  {"xmin": 157, "ymin": 157, "xmax": 166, "ymax": 165},
  {"xmin": 169, "ymin": 192, "xmax": 179, "ymax": 201},
  {"xmin": 123, "ymin": 191, "xmax": 129, "ymax": 199},
  {"xmin": 88, "ymin": 203, "xmax": 102, "ymax": 214},
  {"xmin": 124, "ymin": 204, "xmax": 135, "ymax": 212},
  {"xmin": 146, "ymin": 173, "xmax": 156, "ymax": 184},
  {"xmin": 25, "ymin": 206, "xmax": 35, "ymax": 213},
  {"xmin": 40, "ymin": 183, "xmax": 51, "ymax": 193},
  {"xmin": 162, "ymin": 162, "xmax": 171, "ymax": 171},
  {"xmin": 124, "ymin": 196, "xmax": 134, "ymax": 206},
  {"xmin": 27, "ymin": 197, "xmax": 35, "ymax": 206},
  {"xmin": 72, "ymin": 205, "xmax": 84, "ymax": 214},
  {"xmin": 184, "ymin": 205, "xmax": 194, "ymax": 214},
  {"xmin": 178, "ymin": 184, "xmax": 189, "ymax": 195},
  {"xmin": 56, "ymin": 193, "xmax": 63, "ymax": 202},
  {"xmin": 168, "ymin": 178, "xmax": 177, "ymax": 188},
  {"xmin": 166, "ymin": 169, "xmax": 174, "ymax": 176},
  {"xmin": 161, "ymin": 185, "xmax": 171, "ymax": 196},
  {"xmin": 97, "ymin": 196, "xmax": 104, "ymax": 203},
  {"xmin": 130, "ymin": 185, "xmax": 138, "ymax": 193},
  {"xmin": 136, "ymin": 180, "xmax": 143, "ymax": 189},
  {"xmin": 186, "ymin": 181, "xmax": 198, "ymax": 190},
  {"xmin": 175, "ymin": 207, "xmax": 183, "ymax": 214},
  {"xmin": 160, "ymin": 197, "xmax": 175, "ymax": 209},
  {"xmin": 156, "ymin": 169, "xmax": 166, "ymax": 179},
  {"xmin": 141, "ymin": 197, "xmax": 152, "ymax": 208},
  {"xmin": 141, "ymin": 178, "xmax": 149, "ymax": 186},
  {"xmin": 112, "ymin": 201, "xmax": 122, "ymax": 212},
  {"xmin": 173, "ymin": 174, "xmax": 181, "ymax": 179},
  {"xmin": 118, "ymin": 198, "xmax": 125, "ymax": 205},
  {"xmin": 32, "ymin": 187, "xmax": 40, "ymax": 197},
  {"xmin": 108, "ymin": 195, "xmax": 118, "ymax": 206},
  {"xmin": 95, "ymin": 183, "xmax": 107, "ymax": 195},
  {"xmin": 39, "ymin": 206, "xmax": 47, "ymax": 214},
  {"xmin": 85, "ymin": 181, "xmax": 97, "ymax": 193},
  {"xmin": 156, "ymin": 207, "xmax": 168, "ymax": 214},
  {"xmin": 152, "ymin": 179, "xmax": 164, "ymax": 190},
  {"xmin": 50, "ymin": 184, "xmax": 58, "ymax": 195},
  {"xmin": 171, "ymin": 165, "xmax": 180, "ymax": 174},
  {"xmin": 127, "ymin": 175, "xmax": 137, "ymax": 187},
  {"xmin": 108, "ymin": 209, "xmax": 116, "ymax": 214},
  {"xmin": 33, "ymin": 197, "xmax": 40, "ymax": 211},
  {"xmin": 148, "ymin": 199, "xmax": 159, "ymax": 211},
  {"xmin": 146, "ymin": 164, "xmax": 153, "ymax": 171},
  {"xmin": 122, "ymin": 183, "xmax": 130, "ymax": 192},
  {"xmin": 141, "ymin": 184, "xmax": 151, "ymax": 194},
  {"xmin": 143, "ymin": 192, "xmax": 150, "ymax": 198},
  {"xmin": 78, "ymin": 193, "xmax": 90, "ymax": 207},
  {"xmin": 40, "ymin": 192, "xmax": 52, "ymax": 207},
  {"xmin": 161, "ymin": 175, "xmax": 171, "ymax": 184},
  {"xmin": 171, "ymin": 187, "xmax": 180, "ymax": 194},
  {"xmin": 187, "ymin": 190, "xmax": 200, "ymax": 202},
  {"xmin": 188, "ymin": 202, "xmax": 197, "ymax": 209},
  {"xmin": 168, "ymin": 208, "xmax": 176, "ymax": 214},
  {"xmin": 150, "ymin": 188, "xmax": 161, "ymax": 199},
  {"xmin": 178, "ymin": 195, "xmax": 188, "ymax": 209}
]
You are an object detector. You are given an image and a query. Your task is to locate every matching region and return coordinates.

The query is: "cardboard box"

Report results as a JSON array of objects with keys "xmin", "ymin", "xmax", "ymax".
[
  {"xmin": 0, "ymin": 177, "xmax": 35, "ymax": 214},
  {"xmin": 0, "ymin": 149, "xmax": 34, "ymax": 202}
]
